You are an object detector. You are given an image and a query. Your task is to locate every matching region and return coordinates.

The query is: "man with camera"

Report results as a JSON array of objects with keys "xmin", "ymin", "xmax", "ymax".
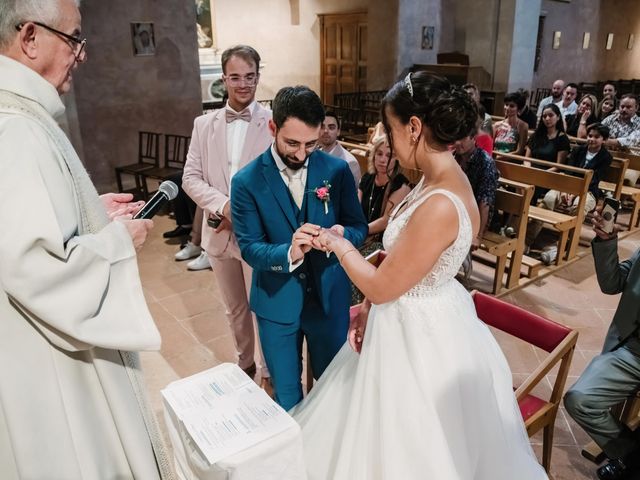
[{"xmin": 564, "ymin": 208, "xmax": 640, "ymax": 480}]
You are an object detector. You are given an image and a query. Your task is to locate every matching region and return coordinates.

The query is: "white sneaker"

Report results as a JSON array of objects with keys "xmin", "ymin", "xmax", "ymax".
[
  {"xmin": 175, "ymin": 241, "xmax": 202, "ymax": 261},
  {"xmin": 187, "ymin": 251, "xmax": 211, "ymax": 271}
]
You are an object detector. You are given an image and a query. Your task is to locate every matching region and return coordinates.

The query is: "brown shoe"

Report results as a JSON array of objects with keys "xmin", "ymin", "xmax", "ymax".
[
  {"xmin": 260, "ymin": 377, "xmax": 274, "ymax": 399},
  {"xmin": 242, "ymin": 362, "xmax": 256, "ymax": 378}
]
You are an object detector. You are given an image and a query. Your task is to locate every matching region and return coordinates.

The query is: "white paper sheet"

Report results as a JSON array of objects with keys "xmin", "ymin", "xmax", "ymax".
[{"xmin": 162, "ymin": 363, "xmax": 297, "ymax": 465}]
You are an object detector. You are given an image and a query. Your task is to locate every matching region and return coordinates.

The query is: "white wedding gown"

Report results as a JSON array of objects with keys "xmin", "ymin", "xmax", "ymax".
[{"xmin": 290, "ymin": 181, "xmax": 548, "ymax": 480}]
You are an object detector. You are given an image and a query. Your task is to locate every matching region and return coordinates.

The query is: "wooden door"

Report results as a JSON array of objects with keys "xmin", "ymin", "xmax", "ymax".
[{"xmin": 319, "ymin": 12, "xmax": 367, "ymax": 104}]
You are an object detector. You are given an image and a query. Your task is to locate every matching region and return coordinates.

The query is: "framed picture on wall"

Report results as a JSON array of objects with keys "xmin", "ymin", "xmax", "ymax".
[
  {"xmin": 131, "ymin": 22, "xmax": 156, "ymax": 56},
  {"xmin": 628, "ymin": 34, "xmax": 635, "ymax": 50},
  {"xmin": 582, "ymin": 32, "xmax": 590, "ymax": 49},
  {"xmin": 421, "ymin": 26, "xmax": 434, "ymax": 50},
  {"xmin": 552, "ymin": 31, "xmax": 561, "ymax": 49}
]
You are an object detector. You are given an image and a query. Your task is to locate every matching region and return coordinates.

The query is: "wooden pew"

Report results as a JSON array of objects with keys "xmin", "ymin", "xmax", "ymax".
[
  {"xmin": 599, "ymin": 157, "xmax": 629, "ymax": 201},
  {"xmin": 494, "ymin": 153, "xmax": 593, "ymax": 265},
  {"xmin": 600, "ymin": 151, "xmax": 640, "ymax": 230},
  {"xmin": 474, "ymin": 179, "xmax": 534, "ymax": 293}
]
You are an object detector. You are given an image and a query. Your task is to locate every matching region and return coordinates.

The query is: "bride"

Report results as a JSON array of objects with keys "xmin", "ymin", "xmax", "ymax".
[{"xmin": 290, "ymin": 73, "xmax": 548, "ymax": 480}]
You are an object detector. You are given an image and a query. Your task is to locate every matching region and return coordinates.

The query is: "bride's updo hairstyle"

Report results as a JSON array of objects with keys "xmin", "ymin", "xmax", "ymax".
[{"xmin": 381, "ymin": 72, "xmax": 478, "ymax": 151}]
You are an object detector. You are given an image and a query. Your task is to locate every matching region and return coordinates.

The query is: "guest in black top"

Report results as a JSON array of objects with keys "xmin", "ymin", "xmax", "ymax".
[
  {"xmin": 564, "ymin": 94, "xmax": 598, "ymax": 138},
  {"xmin": 526, "ymin": 103, "xmax": 571, "ymax": 164},
  {"xmin": 358, "ymin": 137, "xmax": 411, "ymax": 243}
]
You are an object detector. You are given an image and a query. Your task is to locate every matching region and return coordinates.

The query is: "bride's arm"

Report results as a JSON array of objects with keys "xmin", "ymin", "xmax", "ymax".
[{"xmin": 323, "ymin": 195, "xmax": 460, "ymax": 304}]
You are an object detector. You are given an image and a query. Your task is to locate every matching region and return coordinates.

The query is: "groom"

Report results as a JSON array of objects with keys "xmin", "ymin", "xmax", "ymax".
[{"xmin": 231, "ymin": 86, "xmax": 367, "ymax": 409}]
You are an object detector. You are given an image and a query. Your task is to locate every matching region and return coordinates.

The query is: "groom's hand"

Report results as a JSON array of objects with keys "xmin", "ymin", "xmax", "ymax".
[{"xmin": 291, "ymin": 223, "xmax": 321, "ymax": 262}]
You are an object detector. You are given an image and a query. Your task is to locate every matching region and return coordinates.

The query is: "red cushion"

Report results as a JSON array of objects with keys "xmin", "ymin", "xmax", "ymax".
[
  {"xmin": 518, "ymin": 393, "xmax": 549, "ymax": 422},
  {"xmin": 473, "ymin": 291, "xmax": 571, "ymax": 353}
]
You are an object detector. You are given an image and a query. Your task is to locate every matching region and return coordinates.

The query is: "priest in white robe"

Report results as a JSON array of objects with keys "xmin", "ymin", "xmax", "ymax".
[{"xmin": 0, "ymin": 0, "xmax": 172, "ymax": 478}]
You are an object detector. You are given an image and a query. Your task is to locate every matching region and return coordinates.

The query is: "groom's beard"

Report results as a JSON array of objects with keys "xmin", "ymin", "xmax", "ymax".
[{"xmin": 277, "ymin": 146, "xmax": 307, "ymax": 171}]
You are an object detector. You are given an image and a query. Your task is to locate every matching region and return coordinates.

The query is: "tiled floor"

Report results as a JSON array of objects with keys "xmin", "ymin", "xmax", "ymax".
[{"xmin": 139, "ymin": 213, "xmax": 640, "ymax": 480}]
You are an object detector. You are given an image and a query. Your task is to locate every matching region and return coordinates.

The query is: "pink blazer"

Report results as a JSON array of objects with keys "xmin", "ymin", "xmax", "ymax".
[{"xmin": 183, "ymin": 104, "xmax": 273, "ymax": 258}]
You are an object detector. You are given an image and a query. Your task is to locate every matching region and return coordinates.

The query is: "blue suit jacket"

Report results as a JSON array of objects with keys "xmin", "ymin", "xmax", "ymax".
[{"xmin": 231, "ymin": 148, "xmax": 367, "ymax": 324}]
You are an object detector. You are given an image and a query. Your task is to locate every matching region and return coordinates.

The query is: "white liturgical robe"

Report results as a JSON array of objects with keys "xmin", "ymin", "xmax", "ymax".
[{"xmin": 0, "ymin": 54, "xmax": 168, "ymax": 479}]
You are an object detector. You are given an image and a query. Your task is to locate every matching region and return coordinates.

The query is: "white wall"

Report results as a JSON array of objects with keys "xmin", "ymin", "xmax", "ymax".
[{"xmin": 214, "ymin": 0, "xmax": 368, "ymax": 100}]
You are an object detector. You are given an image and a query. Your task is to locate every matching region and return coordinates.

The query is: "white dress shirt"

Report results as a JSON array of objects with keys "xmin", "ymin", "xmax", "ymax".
[
  {"xmin": 226, "ymin": 100, "xmax": 257, "ymax": 179},
  {"xmin": 271, "ymin": 144, "xmax": 309, "ymax": 271}
]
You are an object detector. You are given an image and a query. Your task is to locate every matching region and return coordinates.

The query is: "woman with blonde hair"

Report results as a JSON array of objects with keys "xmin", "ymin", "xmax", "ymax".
[
  {"xmin": 597, "ymin": 94, "xmax": 618, "ymax": 122},
  {"xmin": 564, "ymin": 93, "xmax": 598, "ymax": 138},
  {"xmin": 358, "ymin": 136, "xmax": 412, "ymax": 245}
]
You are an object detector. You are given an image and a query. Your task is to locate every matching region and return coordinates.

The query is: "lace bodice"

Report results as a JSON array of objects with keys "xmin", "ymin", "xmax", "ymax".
[{"xmin": 382, "ymin": 178, "xmax": 472, "ymax": 294}]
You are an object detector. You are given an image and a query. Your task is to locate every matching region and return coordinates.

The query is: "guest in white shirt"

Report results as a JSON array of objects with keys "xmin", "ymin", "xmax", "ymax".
[
  {"xmin": 537, "ymin": 78, "xmax": 565, "ymax": 120},
  {"xmin": 319, "ymin": 111, "xmax": 362, "ymax": 187},
  {"xmin": 556, "ymin": 83, "xmax": 579, "ymax": 119}
]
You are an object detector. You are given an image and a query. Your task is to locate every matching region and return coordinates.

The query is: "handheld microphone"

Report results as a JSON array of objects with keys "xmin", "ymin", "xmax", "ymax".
[{"xmin": 133, "ymin": 180, "xmax": 179, "ymax": 219}]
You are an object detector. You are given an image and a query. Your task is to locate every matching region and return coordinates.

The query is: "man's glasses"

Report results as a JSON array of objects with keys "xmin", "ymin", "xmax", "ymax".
[
  {"xmin": 223, "ymin": 73, "xmax": 258, "ymax": 87},
  {"xmin": 281, "ymin": 138, "xmax": 319, "ymax": 156},
  {"xmin": 16, "ymin": 21, "xmax": 87, "ymax": 62}
]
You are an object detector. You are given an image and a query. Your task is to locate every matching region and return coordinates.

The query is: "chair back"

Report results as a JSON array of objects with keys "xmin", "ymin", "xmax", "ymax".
[
  {"xmin": 139, "ymin": 131, "xmax": 161, "ymax": 166},
  {"xmin": 164, "ymin": 134, "xmax": 190, "ymax": 169},
  {"xmin": 472, "ymin": 291, "xmax": 570, "ymax": 353}
]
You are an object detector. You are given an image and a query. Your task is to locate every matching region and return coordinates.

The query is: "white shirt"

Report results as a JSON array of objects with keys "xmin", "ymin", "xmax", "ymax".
[
  {"xmin": 324, "ymin": 143, "xmax": 361, "ymax": 188},
  {"xmin": 271, "ymin": 144, "xmax": 309, "ymax": 271},
  {"xmin": 555, "ymin": 99, "xmax": 577, "ymax": 119},
  {"xmin": 226, "ymin": 100, "xmax": 257, "ymax": 179}
]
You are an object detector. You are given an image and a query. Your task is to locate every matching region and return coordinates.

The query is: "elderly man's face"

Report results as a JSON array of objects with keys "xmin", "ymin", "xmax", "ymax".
[{"xmin": 40, "ymin": 0, "xmax": 84, "ymax": 94}]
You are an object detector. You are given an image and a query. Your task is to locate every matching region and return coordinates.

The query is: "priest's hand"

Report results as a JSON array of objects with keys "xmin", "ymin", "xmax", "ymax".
[
  {"xmin": 116, "ymin": 215, "xmax": 153, "ymax": 250},
  {"xmin": 101, "ymin": 193, "xmax": 145, "ymax": 220}
]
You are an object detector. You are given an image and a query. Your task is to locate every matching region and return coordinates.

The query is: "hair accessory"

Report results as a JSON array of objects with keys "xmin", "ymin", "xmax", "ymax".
[{"xmin": 404, "ymin": 72, "xmax": 414, "ymax": 98}]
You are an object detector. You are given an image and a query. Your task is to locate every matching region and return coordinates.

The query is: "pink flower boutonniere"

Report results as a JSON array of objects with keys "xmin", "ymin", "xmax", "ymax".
[{"xmin": 315, "ymin": 181, "xmax": 332, "ymax": 214}]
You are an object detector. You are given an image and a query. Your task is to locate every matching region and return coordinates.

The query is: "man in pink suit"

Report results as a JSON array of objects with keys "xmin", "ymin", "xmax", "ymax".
[{"xmin": 183, "ymin": 45, "xmax": 272, "ymax": 388}]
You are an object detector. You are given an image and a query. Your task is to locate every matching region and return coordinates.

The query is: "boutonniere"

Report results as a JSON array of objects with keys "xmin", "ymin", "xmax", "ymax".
[{"xmin": 314, "ymin": 181, "xmax": 332, "ymax": 214}]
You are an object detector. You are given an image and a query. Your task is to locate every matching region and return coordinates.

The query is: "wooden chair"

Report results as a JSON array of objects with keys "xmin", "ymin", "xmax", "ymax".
[
  {"xmin": 495, "ymin": 153, "xmax": 593, "ymax": 266},
  {"xmin": 139, "ymin": 134, "xmax": 190, "ymax": 198},
  {"xmin": 114, "ymin": 131, "xmax": 161, "ymax": 199},
  {"xmin": 472, "ymin": 291, "xmax": 578, "ymax": 473},
  {"xmin": 306, "ymin": 250, "xmax": 386, "ymax": 393},
  {"xmin": 599, "ymin": 157, "xmax": 629, "ymax": 201},
  {"xmin": 475, "ymin": 179, "xmax": 534, "ymax": 293},
  {"xmin": 600, "ymin": 151, "xmax": 640, "ymax": 230}
]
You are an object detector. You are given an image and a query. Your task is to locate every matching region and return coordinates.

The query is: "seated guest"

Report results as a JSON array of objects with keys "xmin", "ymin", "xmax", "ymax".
[
  {"xmin": 564, "ymin": 208, "xmax": 640, "ymax": 480},
  {"xmin": 319, "ymin": 110, "xmax": 362, "ymax": 188},
  {"xmin": 557, "ymin": 83, "xmax": 579, "ymax": 119},
  {"xmin": 526, "ymin": 123, "xmax": 611, "ymax": 263},
  {"xmin": 493, "ymin": 91, "xmax": 529, "ymax": 154},
  {"xmin": 517, "ymin": 88, "xmax": 538, "ymax": 129},
  {"xmin": 598, "ymin": 94, "xmax": 618, "ymax": 122},
  {"xmin": 352, "ymin": 137, "xmax": 411, "ymax": 303},
  {"xmin": 603, "ymin": 93, "xmax": 640, "ymax": 184},
  {"xmin": 602, "ymin": 82, "xmax": 618, "ymax": 100},
  {"xmin": 358, "ymin": 137, "xmax": 411, "ymax": 246},
  {"xmin": 526, "ymin": 103, "xmax": 571, "ymax": 165},
  {"xmin": 537, "ymin": 78, "xmax": 565, "ymax": 121},
  {"xmin": 525, "ymin": 103, "xmax": 571, "ymax": 206},
  {"xmin": 565, "ymin": 94, "xmax": 598, "ymax": 138},
  {"xmin": 454, "ymin": 129, "xmax": 500, "ymax": 251}
]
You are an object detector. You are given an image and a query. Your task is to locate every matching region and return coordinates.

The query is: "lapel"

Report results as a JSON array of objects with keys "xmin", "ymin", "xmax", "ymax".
[
  {"xmin": 261, "ymin": 152, "xmax": 298, "ymax": 231},
  {"xmin": 240, "ymin": 104, "xmax": 269, "ymax": 168},
  {"xmin": 210, "ymin": 110, "xmax": 229, "ymax": 186},
  {"xmin": 305, "ymin": 151, "xmax": 327, "ymax": 224}
]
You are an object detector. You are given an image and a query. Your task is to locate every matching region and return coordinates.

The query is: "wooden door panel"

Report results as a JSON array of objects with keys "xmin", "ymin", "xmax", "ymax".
[{"xmin": 320, "ymin": 12, "xmax": 367, "ymax": 102}]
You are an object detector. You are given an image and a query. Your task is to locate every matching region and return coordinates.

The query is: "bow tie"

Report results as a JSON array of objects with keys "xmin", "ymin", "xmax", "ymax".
[{"xmin": 226, "ymin": 108, "xmax": 252, "ymax": 123}]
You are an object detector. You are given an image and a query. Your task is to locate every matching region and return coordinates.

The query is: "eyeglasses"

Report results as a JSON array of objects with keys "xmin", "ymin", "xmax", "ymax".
[
  {"xmin": 223, "ymin": 73, "xmax": 258, "ymax": 87},
  {"xmin": 281, "ymin": 137, "xmax": 319, "ymax": 156},
  {"xmin": 16, "ymin": 21, "xmax": 87, "ymax": 62}
]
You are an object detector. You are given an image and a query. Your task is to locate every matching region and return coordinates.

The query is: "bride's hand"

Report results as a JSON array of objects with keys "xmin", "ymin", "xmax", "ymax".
[
  {"xmin": 312, "ymin": 227, "xmax": 342, "ymax": 252},
  {"xmin": 349, "ymin": 300, "xmax": 370, "ymax": 354}
]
